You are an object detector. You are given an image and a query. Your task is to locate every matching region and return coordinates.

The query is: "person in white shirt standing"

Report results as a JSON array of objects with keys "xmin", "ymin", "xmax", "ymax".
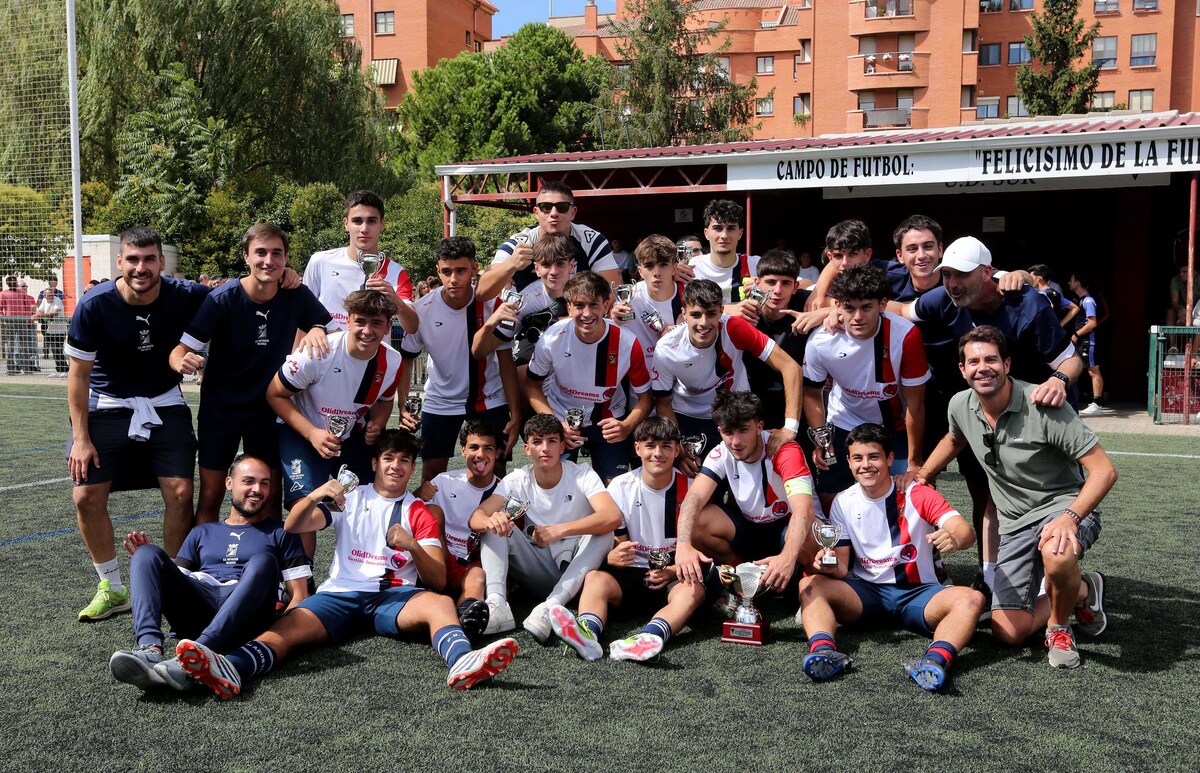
[{"xmin": 608, "ymin": 234, "xmax": 686, "ymax": 375}]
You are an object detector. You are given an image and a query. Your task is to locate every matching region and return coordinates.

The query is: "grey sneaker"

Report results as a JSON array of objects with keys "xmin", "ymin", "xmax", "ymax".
[
  {"xmin": 153, "ymin": 657, "xmax": 191, "ymax": 691},
  {"xmin": 522, "ymin": 600, "xmax": 553, "ymax": 643},
  {"xmin": 1045, "ymin": 625, "xmax": 1081, "ymax": 668},
  {"xmin": 1074, "ymin": 571, "xmax": 1106, "ymax": 637},
  {"xmin": 109, "ymin": 644, "xmax": 166, "ymax": 690}
]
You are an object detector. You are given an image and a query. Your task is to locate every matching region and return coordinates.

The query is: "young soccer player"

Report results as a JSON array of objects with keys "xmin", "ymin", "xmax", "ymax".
[
  {"xmin": 609, "ymin": 234, "xmax": 686, "ymax": 372},
  {"xmin": 744, "ymin": 249, "xmax": 815, "ymax": 429}
]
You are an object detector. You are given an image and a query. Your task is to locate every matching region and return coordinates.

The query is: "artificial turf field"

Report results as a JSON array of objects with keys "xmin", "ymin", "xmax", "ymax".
[{"xmin": 1, "ymin": 382, "xmax": 1199, "ymax": 772}]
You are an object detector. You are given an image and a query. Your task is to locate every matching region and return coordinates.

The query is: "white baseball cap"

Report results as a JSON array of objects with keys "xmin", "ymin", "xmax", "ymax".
[{"xmin": 935, "ymin": 236, "xmax": 992, "ymax": 273}]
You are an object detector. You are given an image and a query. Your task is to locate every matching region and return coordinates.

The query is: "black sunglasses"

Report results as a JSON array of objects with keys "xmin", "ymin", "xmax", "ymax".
[
  {"xmin": 535, "ymin": 201, "xmax": 573, "ymax": 214},
  {"xmin": 982, "ymin": 430, "xmax": 997, "ymax": 468}
]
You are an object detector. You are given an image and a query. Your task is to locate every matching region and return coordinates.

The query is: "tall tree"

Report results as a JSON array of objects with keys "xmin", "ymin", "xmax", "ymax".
[
  {"xmin": 1015, "ymin": 0, "xmax": 1100, "ymax": 116},
  {"xmin": 607, "ymin": 0, "xmax": 764, "ymax": 147}
]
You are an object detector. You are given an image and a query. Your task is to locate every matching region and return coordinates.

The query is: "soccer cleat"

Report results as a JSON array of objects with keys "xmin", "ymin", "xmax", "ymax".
[
  {"xmin": 522, "ymin": 600, "xmax": 553, "ymax": 644},
  {"xmin": 547, "ymin": 604, "xmax": 603, "ymax": 661},
  {"xmin": 481, "ymin": 593, "xmax": 516, "ymax": 635},
  {"xmin": 1078, "ymin": 402, "xmax": 1103, "ymax": 417},
  {"xmin": 447, "ymin": 637, "xmax": 519, "ymax": 690},
  {"xmin": 803, "ymin": 649, "xmax": 851, "ymax": 682},
  {"xmin": 609, "ymin": 633, "xmax": 664, "ymax": 663},
  {"xmin": 78, "ymin": 580, "xmax": 131, "ymax": 622},
  {"xmin": 1045, "ymin": 625, "xmax": 1081, "ymax": 669},
  {"xmin": 458, "ymin": 598, "xmax": 491, "ymax": 640},
  {"xmin": 177, "ymin": 639, "xmax": 242, "ymax": 699},
  {"xmin": 153, "ymin": 657, "xmax": 191, "ymax": 692},
  {"xmin": 1074, "ymin": 571, "xmax": 1107, "ymax": 637},
  {"xmin": 903, "ymin": 657, "xmax": 947, "ymax": 692},
  {"xmin": 109, "ymin": 644, "xmax": 166, "ymax": 690}
]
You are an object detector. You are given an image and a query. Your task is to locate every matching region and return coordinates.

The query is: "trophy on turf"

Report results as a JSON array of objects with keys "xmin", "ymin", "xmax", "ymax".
[
  {"xmin": 564, "ymin": 407, "xmax": 586, "ymax": 431},
  {"xmin": 359, "ymin": 252, "xmax": 384, "ymax": 289},
  {"xmin": 641, "ymin": 309, "xmax": 665, "ymax": 333},
  {"xmin": 497, "ymin": 288, "xmax": 525, "ymax": 337},
  {"xmin": 746, "ymin": 286, "xmax": 768, "ymax": 307},
  {"xmin": 322, "ymin": 464, "xmax": 359, "ymax": 512},
  {"xmin": 812, "ymin": 520, "xmax": 843, "ymax": 567},
  {"xmin": 325, "ymin": 414, "xmax": 353, "ymax": 457},
  {"xmin": 719, "ymin": 562, "xmax": 771, "ymax": 645},
  {"xmin": 682, "ymin": 435, "xmax": 705, "ymax": 460},
  {"xmin": 808, "ymin": 423, "xmax": 837, "ymax": 467},
  {"xmin": 613, "ymin": 284, "xmax": 635, "ymax": 320}
]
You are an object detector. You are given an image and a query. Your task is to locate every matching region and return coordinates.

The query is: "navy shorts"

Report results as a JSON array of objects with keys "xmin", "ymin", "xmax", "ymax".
[
  {"xmin": 278, "ymin": 423, "xmax": 374, "ymax": 505},
  {"xmin": 197, "ymin": 413, "xmax": 281, "ymax": 471},
  {"xmin": 419, "ymin": 405, "xmax": 511, "ymax": 460},
  {"xmin": 722, "ymin": 501, "xmax": 789, "ymax": 563},
  {"xmin": 295, "ymin": 587, "xmax": 424, "ymax": 644},
  {"xmin": 562, "ymin": 422, "xmax": 634, "ymax": 482},
  {"xmin": 814, "ymin": 425, "xmax": 908, "ymax": 495},
  {"xmin": 844, "ymin": 574, "xmax": 944, "ymax": 636},
  {"xmin": 69, "ymin": 405, "xmax": 196, "ymax": 487}
]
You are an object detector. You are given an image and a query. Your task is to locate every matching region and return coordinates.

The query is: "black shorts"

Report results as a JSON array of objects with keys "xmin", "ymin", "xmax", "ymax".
[
  {"xmin": 70, "ymin": 405, "xmax": 196, "ymax": 487},
  {"xmin": 722, "ymin": 501, "xmax": 789, "ymax": 563},
  {"xmin": 419, "ymin": 406, "xmax": 512, "ymax": 461},
  {"xmin": 197, "ymin": 414, "xmax": 281, "ymax": 471},
  {"xmin": 606, "ymin": 566, "xmax": 671, "ymax": 612}
]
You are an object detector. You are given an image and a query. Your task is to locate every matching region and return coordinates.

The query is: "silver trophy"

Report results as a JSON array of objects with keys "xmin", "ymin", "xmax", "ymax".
[
  {"xmin": 641, "ymin": 309, "xmax": 665, "ymax": 333},
  {"xmin": 564, "ymin": 407, "xmax": 586, "ymax": 431},
  {"xmin": 504, "ymin": 496, "xmax": 529, "ymax": 527},
  {"xmin": 359, "ymin": 252, "xmax": 384, "ymax": 289},
  {"xmin": 614, "ymin": 284, "xmax": 635, "ymax": 320},
  {"xmin": 325, "ymin": 414, "xmax": 353, "ymax": 458},
  {"xmin": 322, "ymin": 464, "xmax": 360, "ymax": 512},
  {"xmin": 646, "ymin": 548, "xmax": 673, "ymax": 571},
  {"xmin": 812, "ymin": 520, "xmax": 844, "ymax": 567},
  {"xmin": 497, "ymin": 288, "xmax": 525, "ymax": 337},
  {"xmin": 404, "ymin": 395, "xmax": 423, "ymax": 417},
  {"xmin": 682, "ymin": 435, "xmax": 705, "ymax": 459},
  {"xmin": 718, "ymin": 562, "xmax": 772, "ymax": 644},
  {"xmin": 676, "ymin": 244, "xmax": 691, "ymax": 263},
  {"xmin": 746, "ymin": 287, "xmax": 768, "ymax": 307},
  {"xmin": 808, "ymin": 424, "xmax": 837, "ymax": 467}
]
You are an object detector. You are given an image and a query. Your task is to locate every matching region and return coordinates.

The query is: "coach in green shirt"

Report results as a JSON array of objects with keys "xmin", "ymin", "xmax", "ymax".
[{"xmin": 909, "ymin": 325, "xmax": 1117, "ymax": 670}]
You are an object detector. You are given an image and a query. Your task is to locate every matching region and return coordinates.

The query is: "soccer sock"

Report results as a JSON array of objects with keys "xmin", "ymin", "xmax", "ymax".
[
  {"xmin": 225, "ymin": 640, "xmax": 277, "ymax": 681},
  {"xmin": 982, "ymin": 562, "xmax": 997, "ymax": 590},
  {"xmin": 924, "ymin": 640, "xmax": 958, "ymax": 670},
  {"xmin": 641, "ymin": 617, "xmax": 672, "ymax": 644},
  {"xmin": 433, "ymin": 625, "xmax": 473, "ymax": 669},
  {"xmin": 579, "ymin": 613, "xmax": 604, "ymax": 639},
  {"xmin": 808, "ymin": 632, "xmax": 836, "ymax": 653},
  {"xmin": 94, "ymin": 558, "xmax": 123, "ymax": 592}
]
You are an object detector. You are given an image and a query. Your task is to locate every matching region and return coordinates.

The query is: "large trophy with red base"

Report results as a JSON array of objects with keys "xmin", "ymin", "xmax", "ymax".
[{"xmin": 719, "ymin": 562, "xmax": 771, "ymax": 646}]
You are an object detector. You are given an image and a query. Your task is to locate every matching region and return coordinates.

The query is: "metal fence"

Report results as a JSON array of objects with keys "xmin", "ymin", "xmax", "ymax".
[{"xmin": 1147, "ymin": 326, "xmax": 1199, "ymax": 425}]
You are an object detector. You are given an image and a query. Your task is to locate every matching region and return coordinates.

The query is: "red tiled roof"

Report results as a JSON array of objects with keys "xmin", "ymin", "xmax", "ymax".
[{"xmin": 439, "ymin": 111, "xmax": 1200, "ymax": 171}]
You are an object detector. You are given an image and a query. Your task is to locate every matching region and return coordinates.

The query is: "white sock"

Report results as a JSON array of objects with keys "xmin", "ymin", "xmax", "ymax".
[
  {"xmin": 94, "ymin": 558, "xmax": 123, "ymax": 592},
  {"xmin": 982, "ymin": 562, "xmax": 996, "ymax": 589}
]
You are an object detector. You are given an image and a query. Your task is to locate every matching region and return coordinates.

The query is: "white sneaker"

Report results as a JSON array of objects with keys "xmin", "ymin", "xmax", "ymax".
[
  {"xmin": 1079, "ymin": 402, "xmax": 1103, "ymax": 416},
  {"xmin": 547, "ymin": 604, "xmax": 603, "ymax": 661},
  {"xmin": 609, "ymin": 633, "xmax": 663, "ymax": 662},
  {"xmin": 481, "ymin": 593, "xmax": 516, "ymax": 635},
  {"xmin": 446, "ymin": 637, "xmax": 518, "ymax": 690},
  {"xmin": 523, "ymin": 600, "xmax": 553, "ymax": 643}
]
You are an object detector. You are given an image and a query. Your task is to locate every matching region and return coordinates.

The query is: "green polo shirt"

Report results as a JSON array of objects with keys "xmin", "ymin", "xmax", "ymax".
[{"xmin": 948, "ymin": 379, "xmax": 1098, "ymax": 534}]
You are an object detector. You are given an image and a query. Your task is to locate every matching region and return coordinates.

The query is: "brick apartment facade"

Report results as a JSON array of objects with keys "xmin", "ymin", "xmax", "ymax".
[
  {"xmin": 336, "ymin": 0, "xmax": 497, "ymax": 108},
  {"xmin": 551, "ymin": 0, "xmax": 1200, "ymax": 137}
]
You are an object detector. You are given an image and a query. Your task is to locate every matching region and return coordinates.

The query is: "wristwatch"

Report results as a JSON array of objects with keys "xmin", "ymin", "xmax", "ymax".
[{"xmin": 1050, "ymin": 371, "xmax": 1070, "ymax": 386}]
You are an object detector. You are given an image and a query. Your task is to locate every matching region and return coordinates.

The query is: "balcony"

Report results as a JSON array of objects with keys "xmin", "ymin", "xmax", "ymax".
[
  {"xmin": 865, "ymin": 108, "xmax": 912, "ymax": 128},
  {"xmin": 865, "ymin": 0, "xmax": 913, "ymax": 17},
  {"xmin": 849, "ymin": 0, "xmax": 927, "ymax": 36},
  {"xmin": 848, "ymin": 52, "xmax": 925, "ymax": 89}
]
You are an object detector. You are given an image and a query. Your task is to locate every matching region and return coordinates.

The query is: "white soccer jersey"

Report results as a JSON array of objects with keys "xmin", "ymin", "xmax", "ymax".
[
  {"xmin": 303, "ymin": 247, "xmax": 414, "ymax": 332},
  {"xmin": 619, "ymin": 280, "xmax": 685, "ymax": 370},
  {"xmin": 495, "ymin": 461, "xmax": 606, "ymax": 529},
  {"xmin": 492, "ymin": 222, "xmax": 618, "ymax": 290},
  {"xmin": 429, "ymin": 470, "xmax": 500, "ymax": 561},
  {"xmin": 690, "ymin": 253, "xmax": 761, "ymax": 303},
  {"xmin": 651, "ymin": 315, "xmax": 774, "ymax": 419},
  {"xmin": 320, "ymin": 487, "xmax": 441, "ymax": 593},
  {"xmin": 400, "ymin": 289, "xmax": 508, "ymax": 415},
  {"xmin": 802, "ymin": 312, "xmax": 930, "ymax": 433},
  {"xmin": 528, "ymin": 318, "xmax": 651, "ymax": 423},
  {"xmin": 607, "ymin": 469, "xmax": 690, "ymax": 569},
  {"xmin": 278, "ymin": 330, "xmax": 405, "ymax": 429},
  {"xmin": 829, "ymin": 482, "xmax": 957, "ymax": 586},
  {"xmin": 700, "ymin": 433, "xmax": 813, "ymax": 524}
]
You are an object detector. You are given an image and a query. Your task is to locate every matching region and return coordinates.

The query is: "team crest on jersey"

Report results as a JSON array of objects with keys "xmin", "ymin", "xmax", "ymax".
[
  {"xmin": 899, "ymin": 544, "xmax": 918, "ymax": 562},
  {"xmin": 225, "ymin": 543, "xmax": 239, "ymax": 561},
  {"xmin": 288, "ymin": 361, "xmax": 300, "ymax": 376},
  {"xmin": 583, "ymin": 229, "xmax": 596, "ymax": 243},
  {"xmin": 256, "ymin": 324, "xmax": 269, "ymax": 345},
  {"xmin": 374, "ymin": 372, "xmax": 384, "ymax": 383},
  {"xmin": 608, "ymin": 353, "xmax": 617, "ymax": 364},
  {"xmin": 137, "ymin": 329, "xmax": 153, "ymax": 352},
  {"xmin": 602, "ymin": 387, "xmax": 616, "ymax": 400},
  {"xmin": 290, "ymin": 459, "xmax": 303, "ymax": 479},
  {"xmin": 882, "ymin": 384, "xmax": 899, "ymax": 398},
  {"xmin": 771, "ymin": 500, "xmax": 789, "ymax": 517},
  {"xmin": 388, "ymin": 552, "xmax": 408, "ymax": 570}
]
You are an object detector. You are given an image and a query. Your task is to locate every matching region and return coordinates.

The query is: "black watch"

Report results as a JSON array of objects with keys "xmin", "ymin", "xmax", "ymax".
[{"xmin": 1050, "ymin": 371, "xmax": 1070, "ymax": 386}]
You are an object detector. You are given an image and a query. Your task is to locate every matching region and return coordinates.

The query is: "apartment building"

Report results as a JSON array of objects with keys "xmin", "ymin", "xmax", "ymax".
[
  {"xmin": 336, "ymin": 0, "xmax": 497, "ymax": 108},
  {"xmin": 553, "ymin": 0, "xmax": 1200, "ymax": 137}
]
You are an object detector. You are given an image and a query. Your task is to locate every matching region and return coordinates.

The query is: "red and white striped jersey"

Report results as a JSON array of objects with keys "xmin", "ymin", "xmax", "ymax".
[
  {"xmin": 802, "ymin": 311, "xmax": 930, "ymax": 433},
  {"xmin": 651, "ymin": 315, "xmax": 774, "ymax": 419},
  {"xmin": 429, "ymin": 470, "xmax": 500, "ymax": 561},
  {"xmin": 700, "ymin": 432, "xmax": 813, "ymax": 524},
  {"xmin": 527, "ymin": 318, "xmax": 652, "ymax": 423},
  {"xmin": 320, "ymin": 487, "xmax": 441, "ymax": 593},
  {"xmin": 303, "ymin": 247, "xmax": 414, "ymax": 332},
  {"xmin": 278, "ymin": 331, "xmax": 404, "ymax": 430},
  {"xmin": 620, "ymin": 280, "xmax": 685, "ymax": 372},
  {"xmin": 830, "ymin": 482, "xmax": 958, "ymax": 586},
  {"xmin": 607, "ymin": 469, "xmax": 690, "ymax": 569}
]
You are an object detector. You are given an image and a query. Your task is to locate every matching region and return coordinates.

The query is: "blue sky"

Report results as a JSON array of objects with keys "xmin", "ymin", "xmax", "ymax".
[{"xmin": 493, "ymin": 1, "xmax": 618, "ymax": 38}]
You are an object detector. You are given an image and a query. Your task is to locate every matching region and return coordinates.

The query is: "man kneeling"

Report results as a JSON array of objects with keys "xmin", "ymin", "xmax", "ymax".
[
  {"xmin": 798, "ymin": 424, "xmax": 984, "ymax": 692},
  {"xmin": 175, "ymin": 430, "xmax": 518, "ymax": 696}
]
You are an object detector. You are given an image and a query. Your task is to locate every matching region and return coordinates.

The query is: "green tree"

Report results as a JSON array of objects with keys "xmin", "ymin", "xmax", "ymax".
[
  {"xmin": 1015, "ymin": 0, "xmax": 1100, "ymax": 116},
  {"xmin": 607, "ymin": 0, "xmax": 764, "ymax": 147},
  {"xmin": 0, "ymin": 184, "xmax": 66, "ymax": 279}
]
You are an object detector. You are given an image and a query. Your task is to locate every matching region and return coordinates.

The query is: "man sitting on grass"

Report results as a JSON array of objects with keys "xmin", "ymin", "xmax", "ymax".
[
  {"xmin": 174, "ymin": 430, "xmax": 519, "ymax": 696},
  {"xmin": 547, "ymin": 417, "xmax": 707, "ymax": 663},
  {"xmin": 797, "ymin": 423, "xmax": 985, "ymax": 692}
]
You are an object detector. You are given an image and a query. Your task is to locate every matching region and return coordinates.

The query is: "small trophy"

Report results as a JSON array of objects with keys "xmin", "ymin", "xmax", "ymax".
[
  {"xmin": 641, "ymin": 309, "xmax": 665, "ymax": 333},
  {"xmin": 676, "ymin": 244, "xmax": 691, "ymax": 263},
  {"xmin": 497, "ymin": 288, "xmax": 525, "ymax": 337},
  {"xmin": 322, "ymin": 464, "xmax": 359, "ymax": 512},
  {"xmin": 503, "ymin": 496, "xmax": 530, "ymax": 535},
  {"xmin": 808, "ymin": 423, "xmax": 838, "ymax": 467},
  {"xmin": 682, "ymin": 435, "xmax": 705, "ymax": 460},
  {"xmin": 646, "ymin": 548, "xmax": 673, "ymax": 571},
  {"xmin": 359, "ymin": 252, "xmax": 384, "ymax": 289},
  {"xmin": 404, "ymin": 395, "xmax": 423, "ymax": 417},
  {"xmin": 325, "ymin": 414, "xmax": 353, "ymax": 458},
  {"xmin": 812, "ymin": 520, "xmax": 843, "ymax": 567},
  {"xmin": 719, "ymin": 562, "xmax": 771, "ymax": 646},
  {"xmin": 746, "ymin": 287, "xmax": 768, "ymax": 307},
  {"xmin": 613, "ymin": 284, "xmax": 635, "ymax": 320},
  {"xmin": 564, "ymin": 407, "xmax": 586, "ymax": 431}
]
